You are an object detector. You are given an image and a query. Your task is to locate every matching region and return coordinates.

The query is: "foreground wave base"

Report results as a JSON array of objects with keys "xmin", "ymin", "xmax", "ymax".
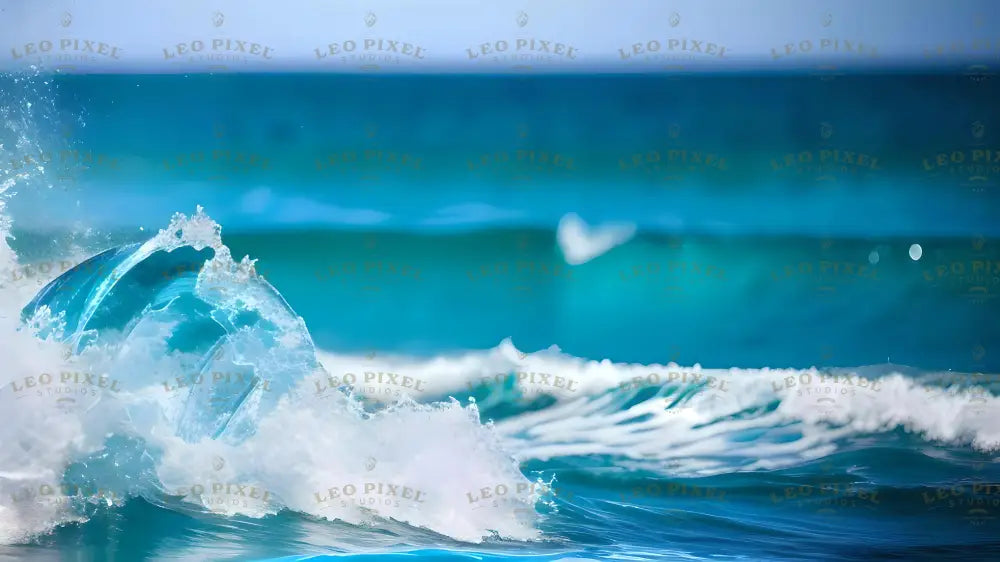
[
  {"xmin": 1, "ymin": 208, "xmax": 538, "ymax": 546},
  {"xmin": 0, "ymin": 208, "xmax": 998, "ymax": 560}
]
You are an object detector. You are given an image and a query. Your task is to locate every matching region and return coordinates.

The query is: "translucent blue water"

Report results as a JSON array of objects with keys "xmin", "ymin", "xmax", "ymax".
[{"xmin": 1, "ymin": 72, "xmax": 998, "ymax": 561}]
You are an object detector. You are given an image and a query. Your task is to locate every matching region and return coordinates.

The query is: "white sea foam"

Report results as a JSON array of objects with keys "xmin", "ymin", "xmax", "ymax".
[
  {"xmin": 315, "ymin": 343, "xmax": 1000, "ymax": 476},
  {"xmin": 556, "ymin": 212, "xmax": 636, "ymax": 265},
  {"xmin": 0, "ymin": 207, "xmax": 540, "ymax": 544},
  {"xmin": 0, "ymin": 74, "xmax": 110, "ymax": 544}
]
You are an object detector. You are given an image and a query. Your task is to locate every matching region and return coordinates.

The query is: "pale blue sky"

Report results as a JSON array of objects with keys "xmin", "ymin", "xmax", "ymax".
[{"xmin": 1, "ymin": 0, "xmax": 997, "ymax": 72}]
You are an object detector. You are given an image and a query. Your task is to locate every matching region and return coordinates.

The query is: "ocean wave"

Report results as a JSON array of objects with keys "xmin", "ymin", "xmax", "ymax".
[
  {"xmin": 0, "ymin": 207, "xmax": 996, "ymax": 547},
  {"xmin": 311, "ymin": 343, "xmax": 1000, "ymax": 472},
  {"xmin": 0, "ymin": 209, "xmax": 541, "ymax": 545},
  {"xmin": 1, "ymin": 71, "xmax": 998, "ymax": 559}
]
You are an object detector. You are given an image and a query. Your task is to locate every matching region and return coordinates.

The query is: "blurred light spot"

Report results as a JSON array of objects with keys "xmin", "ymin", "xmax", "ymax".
[
  {"xmin": 868, "ymin": 250, "xmax": 879, "ymax": 265},
  {"xmin": 909, "ymin": 244, "xmax": 922, "ymax": 261}
]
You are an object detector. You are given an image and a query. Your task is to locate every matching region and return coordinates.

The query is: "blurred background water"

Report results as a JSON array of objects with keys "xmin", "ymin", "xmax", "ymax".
[{"xmin": 5, "ymin": 73, "xmax": 998, "ymax": 370}]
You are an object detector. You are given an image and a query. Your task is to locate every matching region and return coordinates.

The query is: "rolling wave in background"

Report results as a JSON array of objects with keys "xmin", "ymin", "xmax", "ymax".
[{"xmin": 0, "ymin": 70, "xmax": 999, "ymax": 561}]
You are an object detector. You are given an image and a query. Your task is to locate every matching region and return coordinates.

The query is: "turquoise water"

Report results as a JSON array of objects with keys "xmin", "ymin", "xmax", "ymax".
[{"xmin": 0, "ymin": 72, "xmax": 998, "ymax": 561}]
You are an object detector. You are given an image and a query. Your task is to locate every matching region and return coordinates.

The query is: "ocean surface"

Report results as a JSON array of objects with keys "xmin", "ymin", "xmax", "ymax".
[{"xmin": 0, "ymin": 71, "xmax": 998, "ymax": 561}]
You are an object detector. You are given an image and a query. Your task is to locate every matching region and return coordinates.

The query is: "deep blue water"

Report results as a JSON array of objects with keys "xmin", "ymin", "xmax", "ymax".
[{"xmin": 0, "ymin": 72, "xmax": 998, "ymax": 561}]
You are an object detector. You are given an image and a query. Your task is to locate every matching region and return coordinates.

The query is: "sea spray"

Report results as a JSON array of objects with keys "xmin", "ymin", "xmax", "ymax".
[{"xmin": 1, "ymin": 206, "xmax": 542, "ymax": 543}]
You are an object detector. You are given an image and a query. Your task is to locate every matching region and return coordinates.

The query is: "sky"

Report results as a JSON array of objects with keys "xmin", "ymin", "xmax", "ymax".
[{"xmin": 0, "ymin": 0, "xmax": 998, "ymax": 73}]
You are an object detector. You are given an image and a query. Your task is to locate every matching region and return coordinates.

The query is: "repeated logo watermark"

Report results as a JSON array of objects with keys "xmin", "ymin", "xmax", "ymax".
[
  {"xmin": 0, "ymin": 125, "xmax": 120, "ymax": 188},
  {"xmin": 768, "ymin": 122, "xmax": 883, "ymax": 186},
  {"xmin": 814, "ymin": 342, "xmax": 838, "ymax": 367},
  {"xmin": 615, "ymin": 12, "xmax": 728, "ymax": 71},
  {"xmin": 618, "ymin": 259, "xmax": 727, "ymax": 303},
  {"xmin": 464, "ymin": 12, "xmax": 578, "ymax": 71},
  {"xmin": 313, "ymin": 479, "xmax": 428, "ymax": 518},
  {"xmin": 920, "ymin": 236, "xmax": 998, "ymax": 305},
  {"xmin": 312, "ymin": 123, "xmax": 424, "ymax": 187},
  {"xmin": 619, "ymin": 480, "xmax": 727, "ymax": 504},
  {"xmin": 161, "ymin": 122, "xmax": 272, "ymax": 183},
  {"xmin": 464, "ymin": 479, "xmax": 564, "ymax": 519},
  {"xmin": 6, "ymin": 482, "xmax": 120, "ymax": 509},
  {"xmin": 161, "ymin": 11, "xmax": 274, "ymax": 70},
  {"xmin": 613, "ymin": 369, "xmax": 732, "ymax": 415},
  {"xmin": 0, "ymin": 258, "xmax": 80, "ymax": 292},
  {"xmin": 464, "ymin": 233, "xmax": 574, "ymax": 302},
  {"xmin": 770, "ymin": 461, "xmax": 880, "ymax": 516},
  {"xmin": 923, "ymin": 14, "xmax": 998, "ymax": 83},
  {"xmin": 927, "ymin": 342, "xmax": 995, "ymax": 418},
  {"xmin": 313, "ymin": 234, "xmax": 422, "ymax": 299},
  {"xmin": 305, "ymin": 350, "xmax": 428, "ymax": 406},
  {"xmin": 465, "ymin": 123, "xmax": 577, "ymax": 190},
  {"xmin": 919, "ymin": 121, "xmax": 997, "ymax": 194},
  {"xmin": 313, "ymin": 12, "xmax": 426, "ymax": 70},
  {"xmin": 177, "ymin": 481, "xmax": 274, "ymax": 513},
  {"xmin": 161, "ymin": 369, "xmax": 273, "ymax": 410},
  {"xmin": 769, "ymin": 13, "xmax": 877, "ymax": 80},
  {"xmin": 616, "ymin": 123, "xmax": 731, "ymax": 190},
  {"xmin": 7, "ymin": 370, "xmax": 123, "ymax": 414},
  {"xmin": 163, "ymin": 455, "xmax": 276, "ymax": 514},
  {"xmin": 773, "ymin": 369, "xmax": 883, "ymax": 418},
  {"xmin": 466, "ymin": 363, "xmax": 581, "ymax": 404},
  {"xmin": 171, "ymin": 464, "xmax": 276, "ymax": 514},
  {"xmin": 768, "ymin": 239, "xmax": 881, "ymax": 300},
  {"xmin": 5, "ymin": 9, "xmax": 996, "ymax": 76},
  {"xmin": 923, "ymin": 477, "xmax": 999, "ymax": 527},
  {"xmin": 6, "ymin": 258, "xmax": 263, "ymax": 299},
  {"xmin": 8, "ymin": 12, "xmax": 123, "ymax": 72},
  {"xmin": 924, "ymin": 370, "xmax": 995, "ymax": 419},
  {"xmin": 171, "ymin": 259, "xmax": 266, "ymax": 283}
]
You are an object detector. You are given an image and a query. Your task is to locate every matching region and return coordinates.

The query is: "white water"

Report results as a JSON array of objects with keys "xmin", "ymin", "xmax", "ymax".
[
  {"xmin": 315, "ymin": 342, "xmax": 1000, "ymax": 477},
  {"xmin": 0, "ymin": 207, "xmax": 545, "ymax": 545},
  {"xmin": 1, "ymin": 72, "xmax": 997, "ymax": 548},
  {"xmin": 556, "ymin": 212, "xmax": 636, "ymax": 265}
]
